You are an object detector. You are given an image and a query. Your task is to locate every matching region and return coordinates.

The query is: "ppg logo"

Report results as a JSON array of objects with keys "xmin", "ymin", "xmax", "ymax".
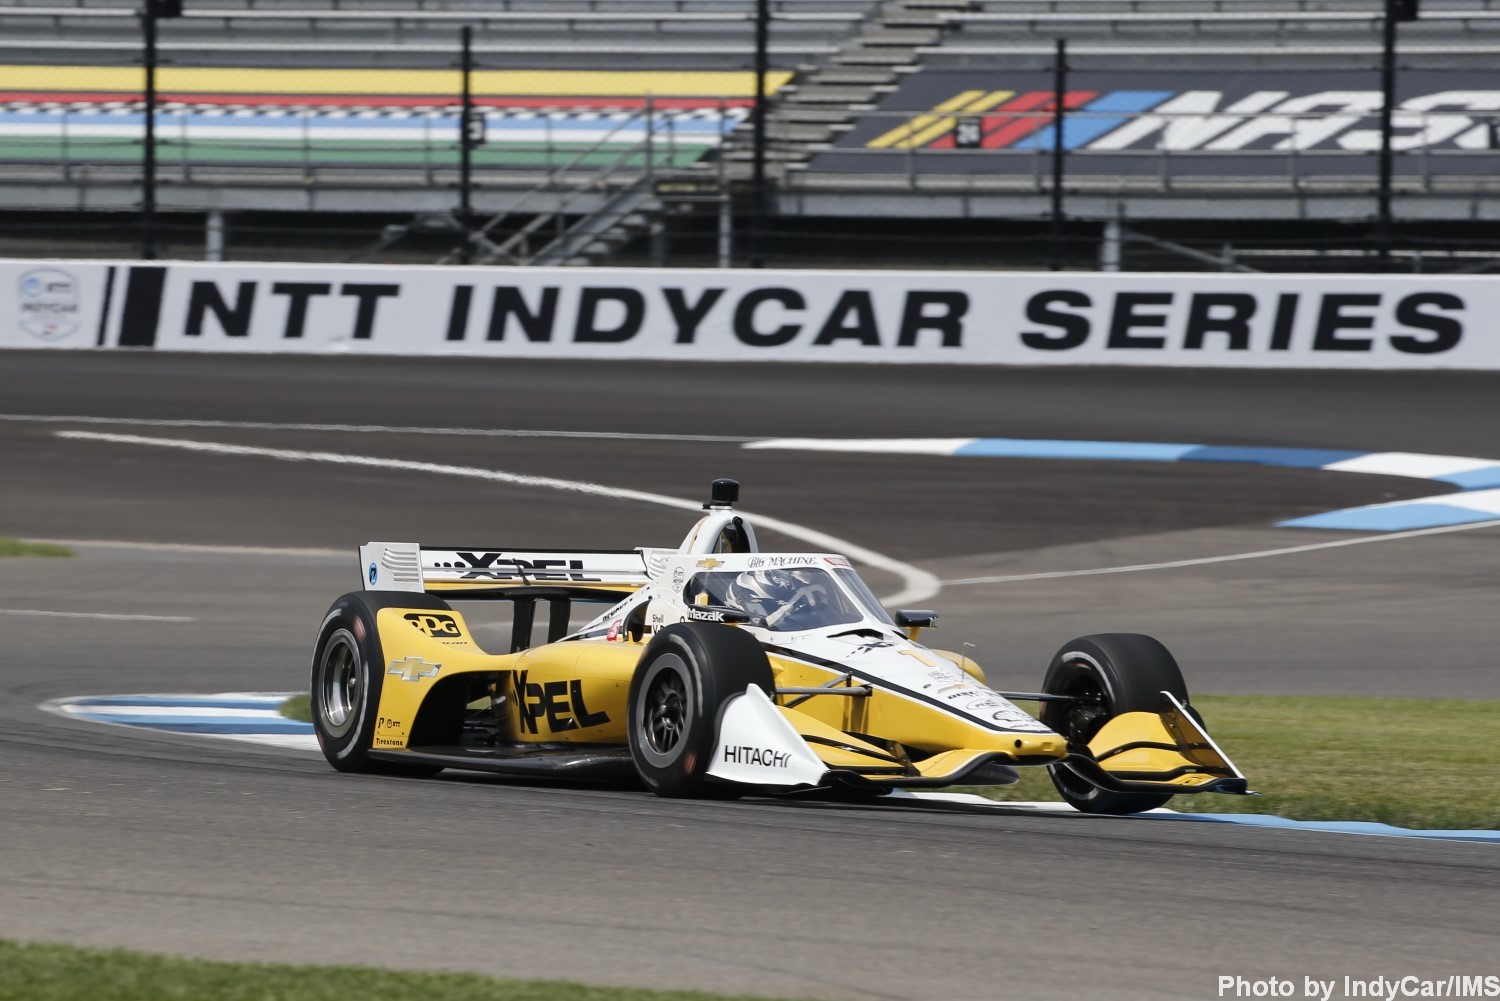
[{"xmin": 404, "ymin": 613, "xmax": 462, "ymax": 639}]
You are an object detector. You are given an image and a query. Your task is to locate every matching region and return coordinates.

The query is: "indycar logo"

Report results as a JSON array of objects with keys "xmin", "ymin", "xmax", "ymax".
[
  {"xmin": 511, "ymin": 670, "xmax": 611, "ymax": 734},
  {"xmin": 404, "ymin": 612, "xmax": 462, "ymax": 639},
  {"xmin": 436, "ymin": 553, "xmax": 604, "ymax": 582},
  {"xmin": 18, "ymin": 268, "xmax": 81, "ymax": 342},
  {"xmin": 387, "ymin": 656, "xmax": 441, "ymax": 682},
  {"xmin": 722, "ymin": 745, "xmax": 792, "ymax": 768}
]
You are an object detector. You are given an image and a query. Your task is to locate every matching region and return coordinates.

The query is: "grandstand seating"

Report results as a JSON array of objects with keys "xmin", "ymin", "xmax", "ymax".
[
  {"xmin": 0, "ymin": 4, "xmax": 876, "ymax": 69},
  {"xmin": 2, "ymin": 0, "xmax": 1496, "ymax": 262}
]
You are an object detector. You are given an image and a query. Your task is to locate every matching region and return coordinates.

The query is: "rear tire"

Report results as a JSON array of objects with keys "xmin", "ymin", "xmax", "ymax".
[
  {"xmin": 628, "ymin": 622, "xmax": 774, "ymax": 798},
  {"xmin": 311, "ymin": 591, "xmax": 451, "ymax": 776},
  {"xmin": 1039, "ymin": 633, "xmax": 1193, "ymax": 815}
]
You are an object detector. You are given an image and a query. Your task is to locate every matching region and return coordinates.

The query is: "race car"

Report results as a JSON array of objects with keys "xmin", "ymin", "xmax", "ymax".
[{"xmin": 311, "ymin": 479, "xmax": 1248, "ymax": 813}]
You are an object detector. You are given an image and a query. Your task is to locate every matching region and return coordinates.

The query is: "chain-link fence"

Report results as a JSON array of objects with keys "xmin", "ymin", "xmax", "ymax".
[{"xmin": 1, "ymin": 0, "xmax": 1497, "ymax": 271}]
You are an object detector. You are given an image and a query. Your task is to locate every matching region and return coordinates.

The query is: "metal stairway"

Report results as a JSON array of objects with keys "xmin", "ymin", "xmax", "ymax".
[
  {"xmin": 524, "ymin": 178, "xmax": 662, "ymax": 267},
  {"xmin": 730, "ymin": 0, "xmax": 968, "ymax": 167},
  {"xmin": 456, "ymin": 0, "xmax": 956, "ymax": 267}
]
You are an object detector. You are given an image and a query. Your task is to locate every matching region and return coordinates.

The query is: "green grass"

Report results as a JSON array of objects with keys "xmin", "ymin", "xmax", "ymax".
[
  {"xmin": 962, "ymin": 695, "xmax": 1500, "ymax": 830},
  {"xmin": 0, "ymin": 538, "xmax": 72, "ymax": 558},
  {"xmin": 0, "ymin": 940, "xmax": 798, "ymax": 1001},
  {"xmin": 279, "ymin": 693, "xmax": 311, "ymax": 723}
]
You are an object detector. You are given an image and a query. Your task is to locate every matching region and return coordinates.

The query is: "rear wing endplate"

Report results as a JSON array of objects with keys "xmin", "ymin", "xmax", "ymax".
[{"xmin": 360, "ymin": 542, "xmax": 652, "ymax": 596}]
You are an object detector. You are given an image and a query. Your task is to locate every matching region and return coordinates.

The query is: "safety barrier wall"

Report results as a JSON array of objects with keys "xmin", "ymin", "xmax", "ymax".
[{"xmin": 3, "ymin": 259, "xmax": 1496, "ymax": 369}]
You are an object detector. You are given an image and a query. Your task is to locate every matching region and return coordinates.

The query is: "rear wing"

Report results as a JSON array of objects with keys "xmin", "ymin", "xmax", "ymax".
[{"xmin": 360, "ymin": 542, "xmax": 653, "ymax": 599}]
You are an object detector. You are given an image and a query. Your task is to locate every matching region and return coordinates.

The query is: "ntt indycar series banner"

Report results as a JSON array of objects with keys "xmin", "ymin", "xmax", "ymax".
[{"xmin": 1, "ymin": 259, "xmax": 1498, "ymax": 369}]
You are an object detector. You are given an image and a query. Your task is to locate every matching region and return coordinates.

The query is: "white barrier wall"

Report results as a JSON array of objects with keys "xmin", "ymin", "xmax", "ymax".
[{"xmin": 2, "ymin": 259, "xmax": 1495, "ymax": 369}]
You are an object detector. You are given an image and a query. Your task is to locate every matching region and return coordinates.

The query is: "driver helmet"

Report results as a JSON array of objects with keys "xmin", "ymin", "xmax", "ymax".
[{"xmin": 726, "ymin": 569, "xmax": 805, "ymax": 622}]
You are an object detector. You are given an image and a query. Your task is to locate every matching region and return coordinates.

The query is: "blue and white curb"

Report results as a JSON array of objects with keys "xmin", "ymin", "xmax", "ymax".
[
  {"xmin": 48, "ymin": 693, "xmax": 318, "ymax": 751},
  {"xmin": 46, "ymin": 694, "xmax": 1497, "ymax": 844},
  {"xmin": 890, "ymin": 792, "xmax": 1500, "ymax": 844},
  {"xmin": 744, "ymin": 438, "xmax": 1500, "ymax": 532}
]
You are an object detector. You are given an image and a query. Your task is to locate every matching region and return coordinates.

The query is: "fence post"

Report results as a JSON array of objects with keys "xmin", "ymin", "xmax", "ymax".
[
  {"xmin": 141, "ymin": 4, "xmax": 158, "ymax": 260},
  {"xmin": 1377, "ymin": 0, "xmax": 1419, "ymax": 268},
  {"xmin": 750, "ymin": 0, "xmax": 769, "ymax": 267},
  {"xmin": 1099, "ymin": 218, "xmax": 1122, "ymax": 272},
  {"xmin": 205, "ymin": 209, "xmax": 225, "ymax": 262},
  {"xmin": 139, "ymin": 0, "xmax": 182, "ymax": 260},
  {"xmin": 645, "ymin": 93, "xmax": 655, "ymax": 179},
  {"xmin": 459, "ymin": 25, "xmax": 475, "ymax": 264},
  {"xmin": 1048, "ymin": 37, "xmax": 1067, "ymax": 272},
  {"xmin": 718, "ymin": 98, "xmax": 732, "ymax": 268}
]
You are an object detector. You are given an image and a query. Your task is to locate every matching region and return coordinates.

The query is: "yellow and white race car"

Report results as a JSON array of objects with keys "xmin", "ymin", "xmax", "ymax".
[{"xmin": 311, "ymin": 480, "xmax": 1248, "ymax": 813}]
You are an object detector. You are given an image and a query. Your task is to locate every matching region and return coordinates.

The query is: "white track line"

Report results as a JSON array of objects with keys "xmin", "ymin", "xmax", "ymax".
[
  {"xmin": 56, "ymin": 430, "xmax": 942, "ymax": 605},
  {"xmin": 59, "ymin": 705, "xmax": 288, "ymax": 719},
  {"xmin": 0, "ymin": 608, "xmax": 195, "ymax": 622},
  {"xmin": 23, "ymin": 538, "xmax": 344, "ymax": 558},
  {"xmin": 0, "ymin": 413, "xmax": 752, "ymax": 443},
  {"xmin": 943, "ymin": 518, "xmax": 1500, "ymax": 586}
]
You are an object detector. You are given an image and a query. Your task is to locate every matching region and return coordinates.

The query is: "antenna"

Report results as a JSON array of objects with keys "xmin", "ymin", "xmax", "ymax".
[{"xmin": 704, "ymin": 478, "xmax": 740, "ymax": 510}]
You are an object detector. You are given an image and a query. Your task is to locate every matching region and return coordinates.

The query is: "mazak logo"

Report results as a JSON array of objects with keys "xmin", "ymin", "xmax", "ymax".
[
  {"xmin": 868, "ymin": 87, "xmax": 1500, "ymax": 153},
  {"xmin": 685, "ymin": 606, "xmax": 748, "ymax": 624},
  {"xmin": 18, "ymin": 268, "xmax": 81, "ymax": 341}
]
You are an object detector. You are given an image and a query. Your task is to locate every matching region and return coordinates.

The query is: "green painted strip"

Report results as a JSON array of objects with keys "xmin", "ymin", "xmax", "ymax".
[{"xmin": 0, "ymin": 138, "xmax": 714, "ymax": 169}]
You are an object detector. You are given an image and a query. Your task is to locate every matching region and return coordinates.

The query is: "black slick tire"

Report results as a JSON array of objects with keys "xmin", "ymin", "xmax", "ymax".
[
  {"xmin": 1038, "ymin": 632, "xmax": 1195, "ymax": 815},
  {"xmin": 310, "ymin": 590, "xmax": 452, "ymax": 776},
  {"xmin": 627, "ymin": 622, "xmax": 775, "ymax": 798}
]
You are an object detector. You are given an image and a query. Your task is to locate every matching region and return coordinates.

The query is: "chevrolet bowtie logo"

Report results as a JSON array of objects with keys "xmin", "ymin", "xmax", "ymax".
[
  {"xmin": 388, "ymin": 656, "xmax": 441, "ymax": 682},
  {"xmin": 696, "ymin": 558, "xmax": 726, "ymax": 569}
]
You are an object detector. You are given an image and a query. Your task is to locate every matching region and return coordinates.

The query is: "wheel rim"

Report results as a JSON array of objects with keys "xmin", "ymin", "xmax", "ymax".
[
  {"xmin": 1055, "ymin": 664, "xmax": 1109, "ymax": 747},
  {"xmin": 1045, "ymin": 660, "xmax": 1110, "ymax": 800},
  {"xmin": 646, "ymin": 665, "xmax": 688, "ymax": 753},
  {"xmin": 318, "ymin": 630, "xmax": 361, "ymax": 739},
  {"xmin": 634, "ymin": 653, "xmax": 695, "ymax": 766}
]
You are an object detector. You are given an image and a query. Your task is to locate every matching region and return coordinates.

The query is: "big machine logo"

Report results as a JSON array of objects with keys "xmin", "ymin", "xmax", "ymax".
[{"xmin": 833, "ymin": 70, "xmax": 1500, "ymax": 173}]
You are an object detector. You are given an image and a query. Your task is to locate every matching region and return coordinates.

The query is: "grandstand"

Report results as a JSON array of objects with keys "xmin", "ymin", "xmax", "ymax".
[{"xmin": 0, "ymin": 0, "xmax": 1496, "ymax": 269}]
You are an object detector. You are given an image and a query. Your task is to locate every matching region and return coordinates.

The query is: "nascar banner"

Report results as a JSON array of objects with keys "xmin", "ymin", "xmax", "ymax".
[
  {"xmin": 2, "ymin": 258, "xmax": 1497, "ymax": 369},
  {"xmin": 811, "ymin": 69, "xmax": 1500, "ymax": 176}
]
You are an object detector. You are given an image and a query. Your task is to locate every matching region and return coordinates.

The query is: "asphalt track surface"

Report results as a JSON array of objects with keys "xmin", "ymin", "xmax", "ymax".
[{"xmin": 1, "ymin": 351, "xmax": 1498, "ymax": 1001}]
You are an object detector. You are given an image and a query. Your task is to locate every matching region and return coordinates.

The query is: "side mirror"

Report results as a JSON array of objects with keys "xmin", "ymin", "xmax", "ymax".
[
  {"xmin": 895, "ymin": 609, "xmax": 937, "ymax": 640},
  {"xmin": 685, "ymin": 605, "xmax": 751, "ymax": 625}
]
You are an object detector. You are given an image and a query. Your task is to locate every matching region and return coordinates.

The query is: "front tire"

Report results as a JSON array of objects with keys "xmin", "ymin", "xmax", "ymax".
[
  {"xmin": 627, "ymin": 622, "xmax": 774, "ymax": 798},
  {"xmin": 1039, "ymin": 633, "xmax": 1193, "ymax": 815},
  {"xmin": 311, "ymin": 590, "xmax": 451, "ymax": 776}
]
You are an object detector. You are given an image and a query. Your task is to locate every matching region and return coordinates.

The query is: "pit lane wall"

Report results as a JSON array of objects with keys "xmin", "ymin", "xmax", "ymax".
[{"xmin": 3, "ymin": 259, "xmax": 1495, "ymax": 369}]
